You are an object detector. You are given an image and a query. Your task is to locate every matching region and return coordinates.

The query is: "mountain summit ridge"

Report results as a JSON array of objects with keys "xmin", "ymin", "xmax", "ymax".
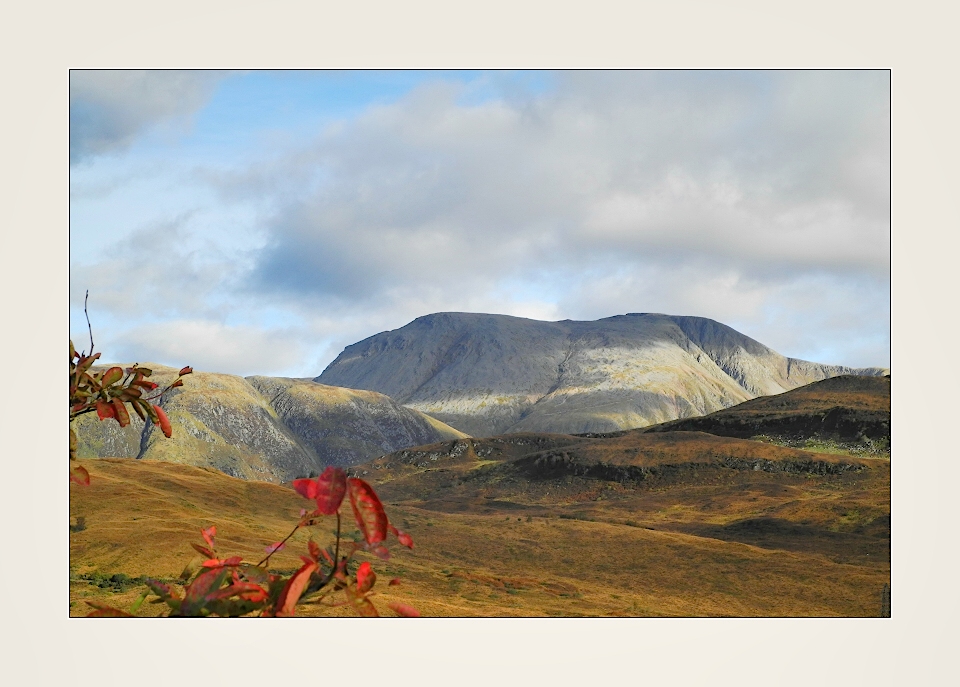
[{"xmin": 316, "ymin": 312, "xmax": 887, "ymax": 436}]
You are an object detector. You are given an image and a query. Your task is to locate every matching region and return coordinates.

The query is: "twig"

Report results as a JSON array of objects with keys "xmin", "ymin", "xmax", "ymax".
[
  {"xmin": 312, "ymin": 512, "xmax": 343, "ymax": 593},
  {"xmin": 84, "ymin": 290, "xmax": 94, "ymax": 357},
  {"xmin": 327, "ymin": 512, "xmax": 342, "ymax": 584},
  {"xmin": 257, "ymin": 521, "xmax": 303, "ymax": 568}
]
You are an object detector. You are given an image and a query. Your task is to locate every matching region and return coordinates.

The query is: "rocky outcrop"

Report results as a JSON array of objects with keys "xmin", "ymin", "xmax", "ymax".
[
  {"xmin": 317, "ymin": 312, "xmax": 888, "ymax": 437},
  {"xmin": 73, "ymin": 365, "xmax": 467, "ymax": 482},
  {"xmin": 246, "ymin": 376, "xmax": 468, "ymax": 468}
]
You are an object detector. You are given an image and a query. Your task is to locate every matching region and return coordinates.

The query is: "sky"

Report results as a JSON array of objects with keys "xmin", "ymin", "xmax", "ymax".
[{"xmin": 69, "ymin": 69, "xmax": 890, "ymax": 377}]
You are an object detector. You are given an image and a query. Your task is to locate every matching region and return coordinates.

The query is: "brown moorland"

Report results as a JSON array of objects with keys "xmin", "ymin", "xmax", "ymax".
[
  {"xmin": 642, "ymin": 374, "xmax": 890, "ymax": 445},
  {"xmin": 70, "ymin": 373, "xmax": 890, "ymax": 617},
  {"xmin": 71, "ymin": 430, "xmax": 889, "ymax": 616}
]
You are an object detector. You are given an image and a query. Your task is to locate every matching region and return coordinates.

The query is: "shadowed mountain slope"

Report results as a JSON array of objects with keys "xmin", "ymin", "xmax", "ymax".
[
  {"xmin": 73, "ymin": 365, "xmax": 467, "ymax": 482},
  {"xmin": 317, "ymin": 312, "xmax": 888, "ymax": 436},
  {"xmin": 642, "ymin": 374, "xmax": 890, "ymax": 443}
]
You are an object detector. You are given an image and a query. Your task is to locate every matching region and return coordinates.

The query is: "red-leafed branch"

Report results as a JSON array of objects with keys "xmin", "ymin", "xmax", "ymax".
[{"xmin": 72, "ymin": 298, "xmax": 418, "ymax": 618}]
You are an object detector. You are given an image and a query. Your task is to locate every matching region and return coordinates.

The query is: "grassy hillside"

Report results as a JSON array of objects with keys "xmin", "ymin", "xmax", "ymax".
[
  {"xmin": 357, "ymin": 433, "xmax": 888, "ymax": 567},
  {"xmin": 73, "ymin": 365, "xmax": 467, "ymax": 483},
  {"xmin": 70, "ymin": 440, "xmax": 889, "ymax": 617}
]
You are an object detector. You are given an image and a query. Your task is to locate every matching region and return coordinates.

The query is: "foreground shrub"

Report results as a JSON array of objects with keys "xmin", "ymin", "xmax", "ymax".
[
  {"xmin": 69, "ymin": 333, "xmax": 191, "ymax": 485},
  {"xmin": 72, "ymin": 302, "xmax": 418, "ymax": 617},
  {"xmin": 86, "ymin": 467, "xmax": 419, "ymax": 617}
]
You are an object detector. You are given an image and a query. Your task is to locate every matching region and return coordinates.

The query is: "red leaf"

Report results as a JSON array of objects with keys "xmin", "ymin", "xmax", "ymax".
[
  {"xmin": 145, "ymin": 578, "xmax": 180, "ymax": 600},
  {"xmin": 85, "ymin": 600, "xmax": 122, "ymax": 611},
  {"xmin": 112, "ymin": 398, "xmax": 130, "ymax": 427},
  {"xmin": 77, "ymin": 352, "xmax": 100, "ymax": 372},
  {"xmin": 201, "ymin": 556, "xmax": 243, "ymax": 569},
  {"xmin": 179, "ymin": 366, "xmax": 193, "ymax": 376},
  {"xmin": 201, "ymin": 525, "xmax": 216, "ymax": 549},
  {"xmin": 237, "ymin": 585, "xmax": 269, "ymax": 603},
  {"xmin": 170, "ymin": 379, "xmax": 183, "ymax": 388},
  {"xmin": 138, "ymin": 380, "xmax": 159, "ymax": 390},
  {"xmin": 369, "ymin": 544, "xmax": 390, "ymax": 561},
  {"xmin": 95, "ymin": 400, "xmax": 115, "ymax": 421},
  {"xmin": 275, "ymin": 561, "xmax": 318, "ymax": 617},
  {"xmin": 346, "ymin": 587, "xmax": 379, "ymax": 617},
  {"xmin": 192, "ymin": 542, "xmax": 216, "ymax": 559},
  {"xmin": 179, "ymin": 556, "xmax": 203, "ymax": 582},
  {"xmin": 298, "ymin": 508, "xmax": 322, "ymax": 525},
  {"xmin": 347, "ymin": 478, "xmax": 388, "ymax": 545},
  {"xmin": 204, "ymin": 581, "xmax": 268, "ymax": 603},
  {"xmin": 292, "ymin": 478, "xmax": 319, "ymax": 500},
  {"xmin": 397, "ymin": 531, "xmax": 414, "ymax": 549},
  {"xmin": 181, "ymin": 567, "xmax": 231, "ymax": 615},
  {"xmin": 264, "ymin": 541, "xmax": 285, "ymax": 555},
  {"xmin": 119, "ymin": 387, "xmax": 142, "ymax": 401},
  {"xmin": 100, "ymin": 366, "xmax": 123, "ymax": 386},
  {"xmin": 356, "ymin": 561, "xmax": 376, "ymax": 594},
  {"xmin": 69, "ymin": 465, "xmax": 90, "ymax": 486},
  {"xmin": 236, "ymin": 564, "xmax": 271, "ymax": 587},
  {"xmin": 388, "ymin": 602, "xmax": 421, "ymax": 617},
  {"xmin": 307, "ymin": 540, "xmax": 321, "ymax": 562},
  {"xmin": 314, "ymin": 466, "xmax": 347, "ymax": 515},
  {"xmin": 388, "ymin": 578, "xmax": 401, "ymax": 586},
  {"xmin": 86, "ymin": 604, "xmax": 135, "ymax": 617},
  {"xmin": 153, "ymin": 405, "xmax": 172, "ymax": 438},
  {"xmin": 130, "ymin": 400, "xmax": 146, "ymax": 421}
]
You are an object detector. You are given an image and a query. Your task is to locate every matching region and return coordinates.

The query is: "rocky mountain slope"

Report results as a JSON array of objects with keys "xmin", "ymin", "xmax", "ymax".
[
  {"xmin": 73, "ymin": 365, "xmax": 467, "ymax": 482},
  {"xmin": 316, "ymin": 312, "xmax": 888, "ymax": 436}
]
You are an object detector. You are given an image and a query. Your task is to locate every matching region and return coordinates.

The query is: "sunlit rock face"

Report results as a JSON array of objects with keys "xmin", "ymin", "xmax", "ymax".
[
  {"xmin": 73, "ymin": 366, "xmax": 466, "ymax": 482},
  {"xmin": 317, "ymin": 312, "xmax": 888, "ymax": 437}
]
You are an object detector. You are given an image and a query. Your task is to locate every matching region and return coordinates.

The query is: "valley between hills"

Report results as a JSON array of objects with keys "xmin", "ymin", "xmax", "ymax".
[{"xmin": 70, "ymin": 371, "xmax": 890, "ymax": 617}]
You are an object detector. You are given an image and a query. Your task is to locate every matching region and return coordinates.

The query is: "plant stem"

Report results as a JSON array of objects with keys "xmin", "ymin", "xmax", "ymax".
[
  {"xmin": 257, "ymin": 522, "xmax": 302, "ymax": 568},
  {"xmin": 84, "ymin": 290, "xmax": 94, "ymax": 356}
]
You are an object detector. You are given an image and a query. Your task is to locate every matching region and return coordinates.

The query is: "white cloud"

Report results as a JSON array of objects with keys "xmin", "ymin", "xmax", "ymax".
[
  {"xmin": 70, "ymin": 70, "xmax": 226, "ymax": 163},
  {"xmin": 107, "ymin": 319, "xmax": 306, "ymax": 377},
  {"xmin": 71, "ymin": 70, "xmax": 890, "ymax": 373}
]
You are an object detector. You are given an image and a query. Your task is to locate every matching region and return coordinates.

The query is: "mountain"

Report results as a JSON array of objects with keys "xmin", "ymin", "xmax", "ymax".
[
  {"xmin": 642, "ymin": 374, "xmax": 890, "ymax": 444},
  {"xmin": 73, "ymin": 365, "xmax": 467, "ymax": 482},
  {"xmin": 316, "ymin": 312, "xmax": 888, "ymax": 436},
  {"xmin": 70, "ymin": 372, "xmax": 889, "ymax": 617}
]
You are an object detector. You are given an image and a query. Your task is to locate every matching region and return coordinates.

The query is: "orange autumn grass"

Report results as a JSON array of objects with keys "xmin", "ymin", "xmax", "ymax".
[{"xmin": 71, "ymin": 448, "xmax": 889, "ymax": 617}]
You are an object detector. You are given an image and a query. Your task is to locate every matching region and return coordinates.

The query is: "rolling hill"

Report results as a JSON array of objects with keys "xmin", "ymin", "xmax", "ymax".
[
  {"xmin": 641, "ymin": 374, "xmax": 890, "ymax": 446},
  {"xmin": 317, "ymin": 312, "xmax": 887, "ymax": 436},
  {"xmin": 70, "ymin": 434, "xmax": 889, "ymax": 616}
]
